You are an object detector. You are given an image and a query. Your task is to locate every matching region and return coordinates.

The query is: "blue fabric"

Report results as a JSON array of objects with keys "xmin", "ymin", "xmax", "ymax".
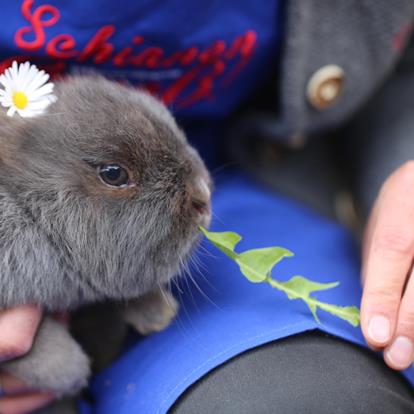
[
  {"xmin": 0, "ymin": 0, "xmax": 282, "ymax": 120},
  {"xmin": 85, "ymin": 172, "xmax": 414, "ymax": 414}
]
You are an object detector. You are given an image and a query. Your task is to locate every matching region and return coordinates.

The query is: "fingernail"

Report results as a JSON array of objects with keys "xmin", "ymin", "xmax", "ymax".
[
  {"xmin": 385, "ymin": 336, "xmax": 414, "ymax": 369},
  {"xmin": 368, "ymin": 315, "xmax": 391, "ymax": 344}
]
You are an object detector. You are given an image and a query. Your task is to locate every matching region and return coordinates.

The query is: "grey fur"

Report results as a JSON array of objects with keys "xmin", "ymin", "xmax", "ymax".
[
  {"xmin": 123, "ymin": 288, "xmax": 179, "ymax": 335},
  {"xmin": 3, "ymin": 316, "xmax": 90, "ymax": 395},
  {"xmin": 0, "ymin": 76, "xmax": 211, "ymax": 398}
]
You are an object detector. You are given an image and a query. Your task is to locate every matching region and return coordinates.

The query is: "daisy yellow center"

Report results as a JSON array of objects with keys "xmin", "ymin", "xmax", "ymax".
[{"xmin": 12, "ymin": 91, "xmax": 28, "ymax": 110}]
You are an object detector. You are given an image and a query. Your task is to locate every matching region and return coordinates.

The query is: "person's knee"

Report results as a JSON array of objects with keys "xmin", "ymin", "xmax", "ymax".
[{"xmin": 171, "ymin": 331, "xmax": 414, "ymax": 414}]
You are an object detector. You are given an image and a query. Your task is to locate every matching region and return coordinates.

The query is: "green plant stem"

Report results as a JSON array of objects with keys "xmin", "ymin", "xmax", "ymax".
[{"xmin": 265, "ymin": 276, "xmax": 360, "ymax": 325}]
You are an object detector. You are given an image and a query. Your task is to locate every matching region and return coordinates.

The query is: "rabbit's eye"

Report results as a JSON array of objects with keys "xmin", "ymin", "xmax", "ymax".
[{"xmin": 98, "ymin": 164, "xmax": 131, "ymax": 188}]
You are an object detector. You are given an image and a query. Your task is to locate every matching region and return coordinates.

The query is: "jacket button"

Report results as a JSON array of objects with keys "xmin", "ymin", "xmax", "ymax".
[{"xmin": 307, "ymin": 65, "xmax": 345, "ymax": 110}]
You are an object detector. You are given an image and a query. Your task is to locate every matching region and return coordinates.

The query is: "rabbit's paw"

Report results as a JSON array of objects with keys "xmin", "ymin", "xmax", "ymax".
[
  {"xmin": 2, "ymin": 316, "xmax": 90, "ymax": 396},
  {"xmin": 123, "ymin": 288, "xmax": 179, "ymax": 335}
]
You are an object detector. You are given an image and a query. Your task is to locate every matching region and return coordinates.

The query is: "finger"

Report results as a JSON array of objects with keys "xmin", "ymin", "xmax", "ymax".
[
  {"xmin": 384, "ymin": 269, "xmax": 414, "ymax": 370},
  {"xmin": 361, "ymin": 162, "xmax": 414, "ymax": 348},
  {"xmin": 0, "ymin": 392, "xmax": 55, "ymax": 414},
  {"xmin": 0, "ymin": 372, "xmax": 32, "ymax": 395},
  {"xmin": 0, "ymin": 305, "xmax": 42, "ymax": 360},
  {"xmin": 361, "ymin": 200, "xmax": 379, "ymax": 285},
  {"xmin": 361, "ymin": 202, "xmax": 392, "ymax": 352}
]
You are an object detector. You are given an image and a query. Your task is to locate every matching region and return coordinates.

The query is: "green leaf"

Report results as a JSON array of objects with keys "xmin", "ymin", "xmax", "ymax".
[
  {"xmin": 199, "ymin": 227, "xmax": 361, "ymax": 327},
  {"xmin": 316, "ymin": 303, "xmax": 360, "ymax": 327},
  {"xmin": 268, "ymin": 276, "xmax": 360, "ymax": 326},
  {"xmin": 236, "ymin": 247, "xmax": 293, "ymax": 283},
  {"xmin": 280, "ymin": 276, "xmax": 339, "ymax": 300},
  {"xmin": 279, "ymin": 276, "xmax": 340, "ymax": 323},
  {"xmin": 199, "ymin": 226, "xmax": 240, "ymax": 259}
]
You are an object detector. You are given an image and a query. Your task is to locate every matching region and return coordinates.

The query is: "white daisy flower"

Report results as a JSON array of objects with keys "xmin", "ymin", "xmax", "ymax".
[{"xmin": 0, "ymin": 61, "xmax": 56, "ymax": 118}]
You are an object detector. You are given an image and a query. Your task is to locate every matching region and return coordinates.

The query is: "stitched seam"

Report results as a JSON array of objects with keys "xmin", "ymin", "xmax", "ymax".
[{"xmin": 157, "ymin": 320, "xmax": 315, "ymax": 414}]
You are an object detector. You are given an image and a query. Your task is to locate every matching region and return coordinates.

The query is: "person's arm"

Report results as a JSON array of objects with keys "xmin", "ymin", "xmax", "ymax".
[{"xmin": 0, "ymin": 306, "xmax": 55, "ymax": 414}]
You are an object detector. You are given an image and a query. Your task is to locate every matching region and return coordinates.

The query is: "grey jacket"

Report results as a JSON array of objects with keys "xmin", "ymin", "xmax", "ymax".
[
  {"xmin": 231, "ymin": 0, "xmax": 414, "ymax": 221},
  {"xmin": 248, "ymin": 0, "xmax": 414, "ymax": 142}
]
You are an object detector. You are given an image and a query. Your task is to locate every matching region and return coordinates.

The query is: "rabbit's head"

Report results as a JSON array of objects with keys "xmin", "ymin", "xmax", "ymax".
[{"xmin": 1, "ymin": 76, "xmax": 211, "ymax": 301}]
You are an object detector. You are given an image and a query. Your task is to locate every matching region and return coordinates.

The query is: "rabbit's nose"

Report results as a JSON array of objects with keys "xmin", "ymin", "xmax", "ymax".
[{"xmin": 191, "ymin": 177, "xmax": 211, "ymax": 215}]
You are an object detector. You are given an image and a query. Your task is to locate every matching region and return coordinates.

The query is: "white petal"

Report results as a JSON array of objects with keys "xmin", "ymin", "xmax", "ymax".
[
  {"xmin": 0, "ymin": 93, "xmax": 11, "ymax": 103},
  {"xmin": 29, "ymin": 83, "xmax": 54, "ymax": 100},
  {"xmin": 19, "ymin": 107, "xmax": 42, "ymax": 118},
  {"xmin": 16, "ymin": 108, "xmax": 28, "ymax": 117},
  {"xmin": 27, "ymin": 100, "xmax": 52, "ymax": 111},
  {"xmin": 36, "ymin": 93, "xmax": 57, "ymax": 103},
  {"xmin": 7, "ymin": 106, "xmax": 16, "ymax": 117},
  {"xmin": 0, "ymin": 93, "xmax": 12, "ymax": 104},
  {"xmin": 19, "ymin": 61, "xmax": 37, "ymax": 79},
  {"xmin": 0, "ymin": 96, "xmax": 12, "ymax": 106},
  {"xmin": 18, "ymin": 62, "xmax": 33, "ymax": 90},
  {"xmin": 4, "ymin": 75, "xmax": 17, "ymax": 91},
  {"xmin": 26, "ymin": 72, "xmax": 50, "ymax": 95},
  {"xmin": 1, "ymin": 72, "xmax": 13, "ymax": 87},
  {"xmin": 21, "ymin": 65, "xmax": 41, "ymax": 92},
  {"xmin": 10, "ymin": 61, "xmax": 18, "ymax": 80},
  {"xmin": 0, "ymin": 75, "xmax": 8, "ymax": 89},
  {"xmin": 0, "ymin": 73, "xmax": 13, "ymax": 90}
]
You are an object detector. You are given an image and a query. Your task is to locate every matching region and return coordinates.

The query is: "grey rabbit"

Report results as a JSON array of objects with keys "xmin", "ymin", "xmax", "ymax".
[{"xmin": 0, "ymin": 76, "xmax": 211, "ymax": 403}]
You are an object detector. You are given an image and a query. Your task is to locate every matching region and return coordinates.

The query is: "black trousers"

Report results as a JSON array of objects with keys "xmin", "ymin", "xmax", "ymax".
[{"xmin": 171, "ymin": 330, "xmax": 414, "ymax": 414}]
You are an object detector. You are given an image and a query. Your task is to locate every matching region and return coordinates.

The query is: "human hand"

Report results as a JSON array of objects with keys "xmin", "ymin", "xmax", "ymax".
[
  {"xmin": 361, "ymin": 161, "xmax": 414, "ymax": 371},
  {"xmin": 0, "ymin": 305, "xmax": 55, "ymax": 414}
]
